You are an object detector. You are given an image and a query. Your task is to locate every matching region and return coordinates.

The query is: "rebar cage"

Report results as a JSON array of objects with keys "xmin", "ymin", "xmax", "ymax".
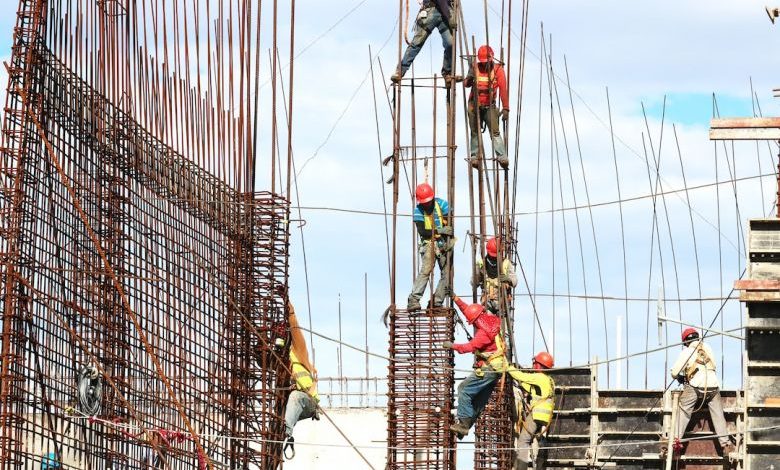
[{"xmin": 0, "ymin": 1, "xmax": 292, "ymax": 468}]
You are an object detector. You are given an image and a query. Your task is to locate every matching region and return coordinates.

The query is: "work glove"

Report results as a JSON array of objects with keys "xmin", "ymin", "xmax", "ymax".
[
  {"xmin": 501, "ymin": 108, "xmax": 510, "ymax": 122},
  {"xmin": 442, "ymin": 341, "xmax": 454, "ymax": 349},
  {"xmin": 463, "ymin": 76, "xmax": 473, "ymax": 88},
  {"xmin": 438, "ymin": 225, "xmax": 453, "ymax": 236}
]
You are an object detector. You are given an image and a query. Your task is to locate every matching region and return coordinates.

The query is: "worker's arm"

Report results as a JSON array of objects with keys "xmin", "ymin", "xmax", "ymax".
[
  {"xmin": 507, "ymin": 369, "xmax": 554, "ymax": 398},
  {"xmin": 452, "ymin": 327, "xmax": 492, "ymax": 354},
  {"xmin": 496, "ymin": 65, "xmax": 509, "ymax": 111},
  {"xmin": 453, "ymin": 295, "xmax": 468, "ymax": 314},
  {"xmin": 670, "ymin": 348, "xmax": 690, "ymax": 380},
  {"xmin": 472, "ymin": 259, "xmax": 484, "ymax": 289},
  {"xmin": 414, "ymin": 220, "xmax": 433, "ymax": 240},
  {"xmin": 501, "ymin": 260, "xmax": 518, "ymax": 288}
]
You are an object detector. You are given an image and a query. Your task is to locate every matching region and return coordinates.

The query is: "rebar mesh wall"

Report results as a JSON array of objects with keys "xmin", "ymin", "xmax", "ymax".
[
  {"xmin": 387, "ymin": 307, "xmax": 456, "ymax": 469},
  {"xmin": 0, "ymin": 1, "xmax": 291, "ymax": 468}
]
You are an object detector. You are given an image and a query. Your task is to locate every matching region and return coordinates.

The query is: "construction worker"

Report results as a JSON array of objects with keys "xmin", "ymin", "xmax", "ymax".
[
  {"xmin": 444, "ymin": 295, "xmax": 504, "ymax": 437},
  {"xmin": 408, "ymin": 183, "xmax": 453, "ymax": 311},
  {"xmin": 444, "ymin": 296, "xmax": 556, "ymax": 443},
  {"xmin": 473, "ymin": 236, "xmax": 517, "ymax": 314},
  {"xmin": 464, "ymin": 45, "xmax": 509, "ymax": 169},
  {"xmin": 665, "ymin": 328, "xmax": 734, "ymax": 457},
  {"xmin": 283, "ymin": 305, "xmax": 319, "ymax": 459},
  {"xmin": 513, "ymin": 352, "xmax": 556, "ymax": 470},
  {"xmin": 390, "ymin": 0, "xmax": 456, "ymax": 83}
]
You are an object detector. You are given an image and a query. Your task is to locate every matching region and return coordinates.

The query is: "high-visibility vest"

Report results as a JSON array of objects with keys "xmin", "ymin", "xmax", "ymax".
[
  {"xmin": 479, "ymin": 258, "xmax": 512, "ymax": 302},
  {"xmin": 475, "ymin": 67, "xmax": 497, "ymax": 106},
  {"xmin": 422, "ymin": 201, "xmax": 446, "ymax": 234},
  {"xmin": 519, "ymin": 373, "xmax": 555, "ymax": 425},
  {"xmin": 290, "ymin": 350, "xmax": 319, "ymax": 402}
]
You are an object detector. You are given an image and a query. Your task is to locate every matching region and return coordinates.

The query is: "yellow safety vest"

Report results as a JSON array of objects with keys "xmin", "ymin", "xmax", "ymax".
[
  {"xmin": 509, "ymin": 369, "xmax": 555, "ymax": 427},
  {"xmin": 479, "ymin": 258, "xmax": 512, "ymax": 302},
  {"xmin": 422, "ymin": 201, "xmax": 446, "ymax": 235},
  {"xmin": 290, "ymin": 350, "xmax": 319, "ymax": 402}
]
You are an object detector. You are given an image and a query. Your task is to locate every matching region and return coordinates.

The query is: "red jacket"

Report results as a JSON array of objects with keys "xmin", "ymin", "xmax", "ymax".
[
  {"xmin": 452, "ymin": 297, "xmax": 502, "ymax": 358},
  {"xmin": 466, "ymin": 63, "xmax": 508, "ymax": 109}
]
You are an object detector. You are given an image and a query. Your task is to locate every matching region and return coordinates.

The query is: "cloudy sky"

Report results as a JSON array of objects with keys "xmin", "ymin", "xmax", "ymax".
[{"xmin": 0, "ymin": 0, "xmax": 778, "ymax": 416}]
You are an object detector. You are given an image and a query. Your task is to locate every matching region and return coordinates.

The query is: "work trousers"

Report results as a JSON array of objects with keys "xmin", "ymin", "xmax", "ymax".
[
  {"xmin": 675, "ymin": 384, "xmax": 730, "ymax": 446},
  {"xmin": 398, "ymin": 7, "xmax": 453, "ymax": 77},
  {"xmin": 468, "ymin": 104, "xmax": 505, "ymax": 159},
  {"xmin": 408, "ymin": 241, "xmax": 451, "ymax": 308},
  {"xmin": 284, "ymin": 390, "xmax": 317, "ymax": 437},
  {"xmin": 515, "ymin": 411, "xmax": 542, "ymax": 468},
  {"xmin": 456, "ymin": 369, "xmax": 500, "ymax": 421}
]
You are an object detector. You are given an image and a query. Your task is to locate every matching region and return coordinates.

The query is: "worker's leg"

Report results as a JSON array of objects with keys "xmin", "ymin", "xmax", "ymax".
[
  {"xmin": 675, "ymin": 384, "xmax": 699, "ymax": 440},
  {"xmin": 284, "ymin": 391, "xmax": 310, "ymax": 437},
  {"xmin": 398, "ymin": 9, "xmax": 434, "ymax": 76},
  {"xmin": 468, "ymin": 104, "xmax": 480, "ymax": 159},
  {"xmin": 515, "ymin": 412, "xmax": 538, "ymax": 467},
  {"xmin": 408, "ymin": 242, "xmax": 435, "ymax": 308},
  {"xmin": 434, "ymin": 13, "xmax": 453, "ymax": 76},
  {"xmin": 432, "ymin": 245, "xmax": 451, "ymax": 307},
  {"xmin": 486, "ymin": 105, "xmax": 506, "ymax": 160},
  {"xmin": 457, "ymin": 371, "xmax": 498, "ymax": 421},
  {"xmin": 705, "ymin": 389, "xmax": 731, "ymax": 447}
]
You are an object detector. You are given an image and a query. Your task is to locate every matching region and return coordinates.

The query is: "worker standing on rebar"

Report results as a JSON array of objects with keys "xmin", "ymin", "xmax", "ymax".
[
  {"xmin": 512, "ymin": 352, "xmax": 556, "ymax": 470},
  {"xmin": 444, "ymin": 295, "xmax": 504, "ymax": 438},
  {"xmin": 464, "ymin": 45, "xmax": 509, "ymax": 169},
  {"xmin": 282, "ymin": 305, "xmax": 320, "ymax": 459},
  {"xmin": 390, "ymin": 0, "xmax": 456, "ymax": 84},
  {"xmin": 473, "ymin": 236, "xmax": 517, "ymax": 314},
  {"xmin": 665, "ymin": 328, "xmax": 734, "ymax": 457},
  {"xmin": 408, "ymin": 182, "xmax": 453, "ymax": 311}
]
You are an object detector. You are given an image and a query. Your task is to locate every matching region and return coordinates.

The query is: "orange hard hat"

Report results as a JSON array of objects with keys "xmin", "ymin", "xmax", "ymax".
[
  {"xmin": 477, "ymin": 45, "xmax": 494, "ymax": 63},
  {"xmin": 486, "ymin": 237, "xmax": 498, "ymax": 257},
  {"xmin": 415, "ymin": 183, "xmax": 434, "ymax": 204},
  {"xmin": 681, "ymin": 327, "xmax": 699, "ymax": 342},
  {"xmin": 463, "ymin": 303, "xmax": 485, "ymax": 324},
  {"xmin": 533, "ymin": 351, "xmax": 554, "ymax": 369}
]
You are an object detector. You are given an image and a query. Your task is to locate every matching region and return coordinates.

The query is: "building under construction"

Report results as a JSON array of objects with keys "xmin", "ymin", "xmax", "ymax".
[{"xmin": 0, "ymin": 1, "xmax": 778, "ymax": 469}]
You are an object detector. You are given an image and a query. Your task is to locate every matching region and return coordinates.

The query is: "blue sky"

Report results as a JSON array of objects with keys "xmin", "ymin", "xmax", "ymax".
[{"xmin": 1, "ymin": 0, "xmax": 778, "ymax": 423}]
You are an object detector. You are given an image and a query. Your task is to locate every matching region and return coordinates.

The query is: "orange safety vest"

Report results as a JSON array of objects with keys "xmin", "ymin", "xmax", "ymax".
[{"xmin": 475, "ymin": 67, "xmax": 497, "ymax": 106}]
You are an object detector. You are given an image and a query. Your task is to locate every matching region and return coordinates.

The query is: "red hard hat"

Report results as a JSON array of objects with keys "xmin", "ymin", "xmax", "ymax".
[
  {"xmin": 415, "ymin": 183, "xmax": 434, "ymax": 204},
  {"xmin": 533, "ymin": 351, "xmax": 554, "ymax": 369},
  {"xmin": 681, "ymin": 327, "xmax": 698, "ymax": 342},
  {"xmin": 477, "ymin": 45, "xmax": 494, "ymax": 63},
  {"xmin": 463, "ymin": 303, "xmax": 485, "ymax": 324},
  {"xmin": 486, "ymin": 237, "xmax": 498, "ymax": 257}
]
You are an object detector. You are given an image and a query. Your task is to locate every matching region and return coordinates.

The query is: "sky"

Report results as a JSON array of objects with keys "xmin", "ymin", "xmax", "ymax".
[{"xmin": 0, "ymin": 0, "xmax": 779, "ymax": 457}]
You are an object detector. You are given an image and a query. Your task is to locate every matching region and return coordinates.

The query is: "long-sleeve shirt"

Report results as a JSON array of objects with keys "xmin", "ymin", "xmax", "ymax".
[
  {"xmin": 451, "ymin": 297, "xmax": 501, "ymax": 356},
  {"xmin": 465, "ymin": 63, "xmax": 509, "ymax": 109},
  {"xmin": 670, "ymin": 340, "xmax": 720, "ymax": 389},
  {"xmin": 413, "ymin": 197, "xmax": 449, "ymax": 241},
  {"xmin": 473, "ymin": 257, "xmax": 518, "ymax": 290}
]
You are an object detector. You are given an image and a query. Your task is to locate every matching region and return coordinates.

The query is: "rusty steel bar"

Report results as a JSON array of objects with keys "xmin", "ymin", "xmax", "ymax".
[{"xmin": 0, "ymin": 1, "xmax": 293, "ymax": 468}]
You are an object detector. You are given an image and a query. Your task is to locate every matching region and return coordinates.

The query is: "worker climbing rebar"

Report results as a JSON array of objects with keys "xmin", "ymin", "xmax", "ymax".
[
  {"xmin": 662, "ymin": 328, "xmax": 734, "ymax": 458},
  {"xmin": 513, "ymin": 352, "xmax": 556, "ymax": 470},
  {"xmin": 444, "ymin": 295, "xmax": 556, "ymax": 444},
  {"xmin": 282, "ymin": 305, "xmax": 320, "ymax": 460},
  {"xmin": 408, "ymin": 183, "xmax": 454, "ymax": 311},
  {"xmin": 465, "ymin": 45, "xmax": 510, "ymax": 169},
  {"xmin": 390, "ymin": 0, "xmax": 457, "ymax": 84},
  {"xmin": 473, "ymin": 236, "xmax": 518, "ymax": 314}
]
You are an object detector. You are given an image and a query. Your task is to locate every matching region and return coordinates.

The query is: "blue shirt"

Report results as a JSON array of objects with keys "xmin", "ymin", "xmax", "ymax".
[{"xmin": 413, "ymin": 197, "xmax": 449, "ymax": 240}]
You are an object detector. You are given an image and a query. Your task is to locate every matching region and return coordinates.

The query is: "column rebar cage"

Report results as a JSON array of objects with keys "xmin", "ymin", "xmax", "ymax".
[{"xmin": 0, "ymin": 0, "xmax": 293, "ymax": 468}]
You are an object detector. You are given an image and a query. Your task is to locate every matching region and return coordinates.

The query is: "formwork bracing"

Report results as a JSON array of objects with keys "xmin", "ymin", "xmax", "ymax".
[{"xmin": 0, "ymin": 0, "xmax": 296, "ymax": 468}]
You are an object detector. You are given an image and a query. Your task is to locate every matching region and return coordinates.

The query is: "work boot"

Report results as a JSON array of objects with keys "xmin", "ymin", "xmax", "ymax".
[
  {"xmin": 450, "ymin": 417, "xmax": 473, "ymax": 439},
  {"xmin": 497, "ymin": 155, "xmax": 509, "ymax": 169},
  {"xmin": 407, "ymin": 300, "xmax": 421, "ymax": 312},
  {"xmin": 514, "ymin": 461, "xmax": 529, "ymax": 470},
  {"xmin": 469, "ymin": 156, "xmax": 480, "ymax": 169},
  {"xmin": 442, "ymin": 74, "xmax": 462, "ymax": 86},
  {"xmin": 390, "ymin": 71, "xmax": 402, "ymax": 84}
]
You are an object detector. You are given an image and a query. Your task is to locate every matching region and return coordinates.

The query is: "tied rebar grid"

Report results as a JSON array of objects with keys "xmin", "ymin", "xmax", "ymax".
[
  {"xmin": 387, "ymin": 307, "xmax": 456, "ymax": 469},
  {"xmin": 473, "ymin": 387, "xmax": 514, "ymax": 470},
  {"xmin": 0, "ymin": 9, "xmax": 292, "ymax": 470}
]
